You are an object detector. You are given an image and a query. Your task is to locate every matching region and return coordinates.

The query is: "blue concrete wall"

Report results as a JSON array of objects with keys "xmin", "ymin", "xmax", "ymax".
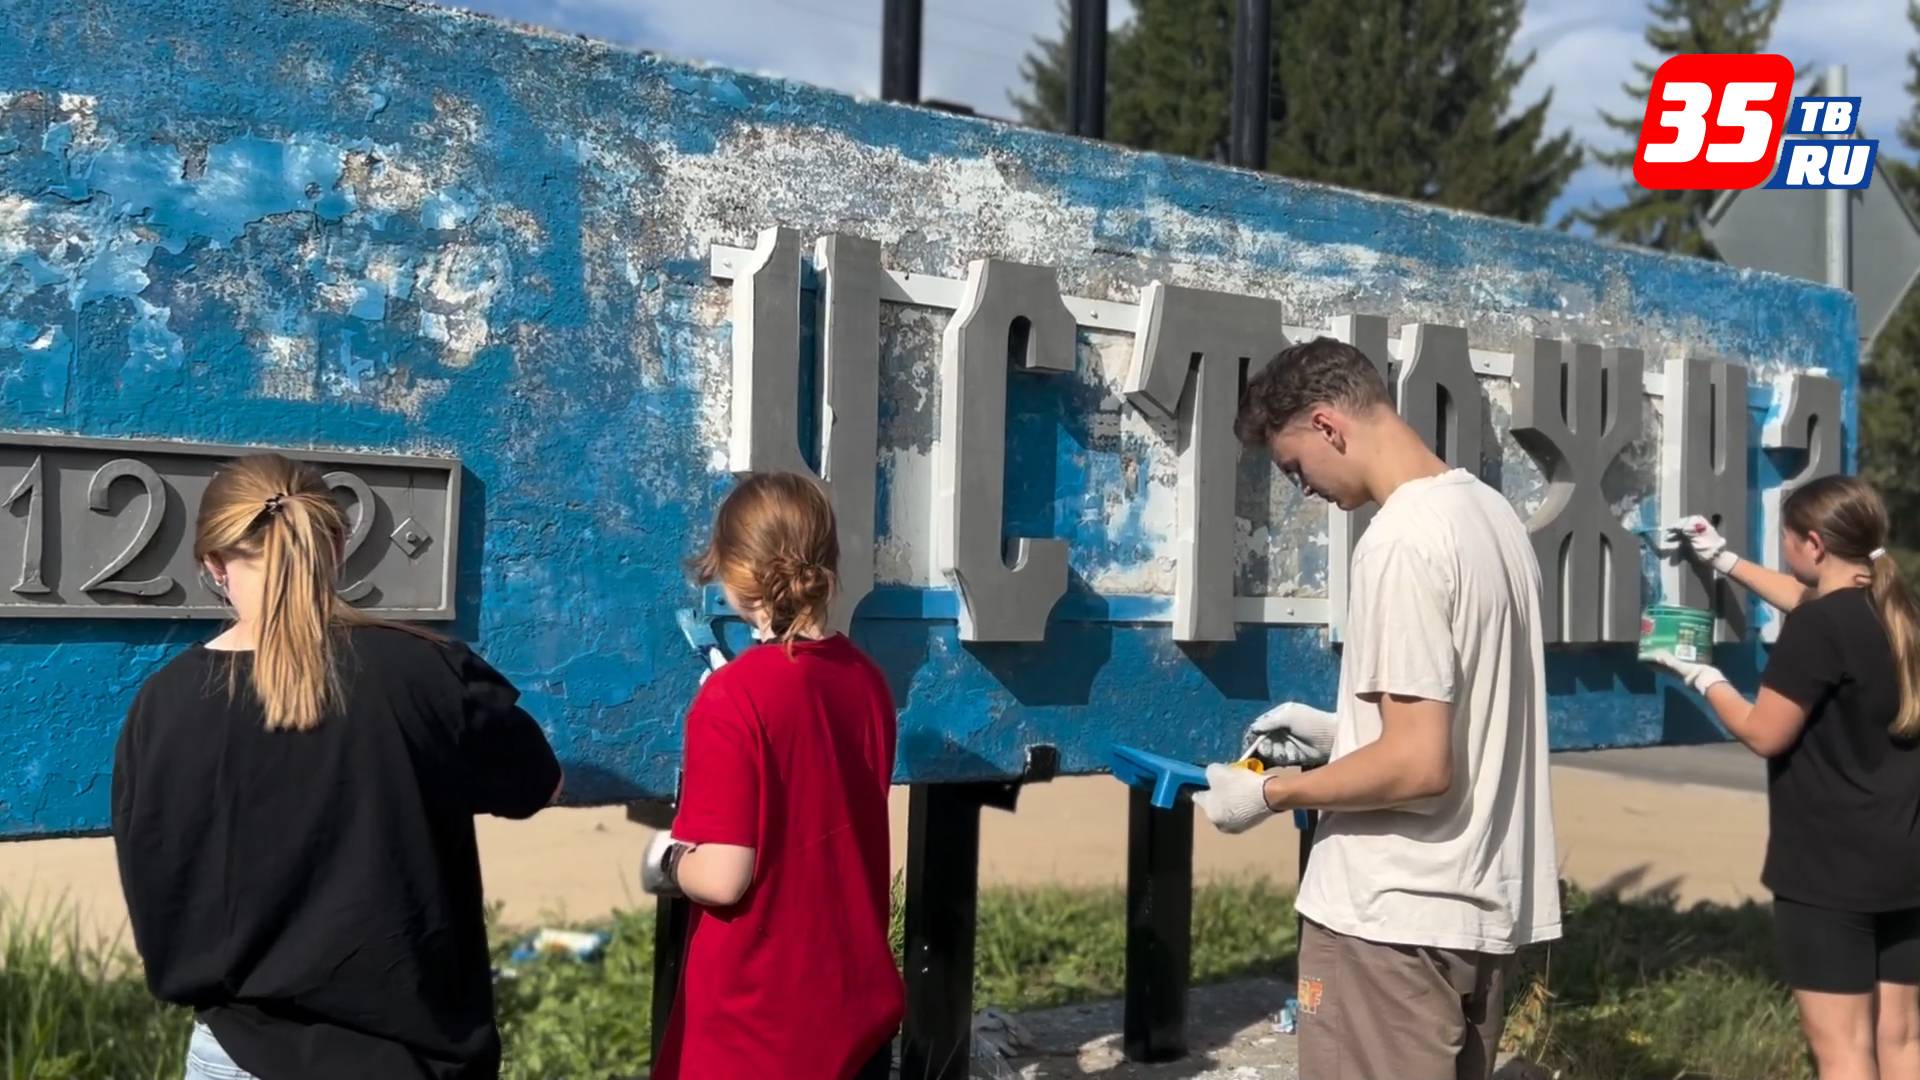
[{"xmin": 0, "ymin": 0, "xmax": 1858, "ymax": 837}]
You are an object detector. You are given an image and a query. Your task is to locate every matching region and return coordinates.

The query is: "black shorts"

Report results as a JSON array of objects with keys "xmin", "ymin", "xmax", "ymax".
[{"xmin": 1774, "ymin": 896, "xmax": 1920, "ymax": 994}]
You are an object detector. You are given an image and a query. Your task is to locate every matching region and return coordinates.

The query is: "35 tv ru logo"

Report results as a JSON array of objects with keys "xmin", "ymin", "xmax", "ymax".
[{"xmin": 1634, "ymin": 54, "xmax": 1877, "ymax": 191}]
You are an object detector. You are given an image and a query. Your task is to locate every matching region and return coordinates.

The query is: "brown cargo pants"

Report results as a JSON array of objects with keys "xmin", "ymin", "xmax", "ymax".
[{"xmin": 1296, "ymin": 918, "xmax": 1512, "ymax": 1080}]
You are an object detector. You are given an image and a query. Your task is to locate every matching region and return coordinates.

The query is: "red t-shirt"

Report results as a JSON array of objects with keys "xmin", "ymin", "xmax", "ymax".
[{"xmin": 652, "ymin": 634, "xmax": 904, "ymax": 1080}]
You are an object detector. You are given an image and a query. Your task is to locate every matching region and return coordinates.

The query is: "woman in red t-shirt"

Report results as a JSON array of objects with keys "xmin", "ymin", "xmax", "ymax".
[{"xmin": 642, "ymin": 471, "xmax": 904, "ymax": 1080}]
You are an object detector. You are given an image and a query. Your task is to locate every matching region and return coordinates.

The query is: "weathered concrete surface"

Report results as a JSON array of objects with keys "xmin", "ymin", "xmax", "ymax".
[
  {"xmin": 0, "ymin": 0, "xmax": 1859, "ymax": 836},
  {"xmin": 997, "ymin": 977, "xmax": 1301, "ymax": 1079}
]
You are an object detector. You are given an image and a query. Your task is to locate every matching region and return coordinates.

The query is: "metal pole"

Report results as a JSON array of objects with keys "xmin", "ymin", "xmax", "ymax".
[
  {"xmin": 1068, "ymin": 0, "xmax": 1107, "ymax": 139},
  {"xmin": 881, "ymin": 0, "xmax": 923, "ymax": 104},
  {"xmin": 649, "ymin": 892, "xmax": 692, "ymax": 1062},
  {"xmin": 1824, "ymin": 65, "xmax": 1850, "ymax": 294},
  {"xmin": 1229, "ymin": 0, "xmax": 1272, "ymax": 169}
]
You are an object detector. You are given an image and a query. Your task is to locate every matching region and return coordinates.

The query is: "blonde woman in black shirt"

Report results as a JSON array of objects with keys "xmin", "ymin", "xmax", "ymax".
[
  {"xmin": 1652, "ymin": 475, "xmax": 1920, "ymax": 1080},
  {"xmin": 112, "ymin": 454, "xmax": 562, "ymax": 1080}
]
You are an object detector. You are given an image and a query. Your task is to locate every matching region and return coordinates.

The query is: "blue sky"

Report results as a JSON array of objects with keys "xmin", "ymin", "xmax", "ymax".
[{"xmin": 452, "ymin": 0, "xmax": 1913, "ymax": 227}]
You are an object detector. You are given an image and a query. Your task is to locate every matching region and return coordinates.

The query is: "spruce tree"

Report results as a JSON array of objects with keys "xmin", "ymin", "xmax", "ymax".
[
  {"xmin": 1010, "ymin": 2, "xmax": 1076, "ymax": 132},
  {"xmin": 1269, "ymin": 0, "xmax": 1579, "ymax": 222},
  {"xmin": 1862, "ymin": 1, "xmax": 1920, "ymax": 567},
  {"xmin": 1575, "ymin": 0, "xmax": 1783, "ymax": 254},
  {"xmin": 1012, "ymin": 0, "xmax": 1246, "ymax": 163},
  {"xmin": 1012, "ymin": 0, "xmax": 1579, "ymax": 223}
]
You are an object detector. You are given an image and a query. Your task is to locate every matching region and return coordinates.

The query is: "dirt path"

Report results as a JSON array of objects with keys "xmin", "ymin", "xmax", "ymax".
[{"xmin": 0, "ymin": 762, "xmax": 1767, "ymax": 946}]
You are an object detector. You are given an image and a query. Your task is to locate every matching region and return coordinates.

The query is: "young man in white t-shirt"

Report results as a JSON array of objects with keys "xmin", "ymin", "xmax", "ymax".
[{"xmin": 1193, "ymin": 336, "xmax": 1561, "ymax": 1080}]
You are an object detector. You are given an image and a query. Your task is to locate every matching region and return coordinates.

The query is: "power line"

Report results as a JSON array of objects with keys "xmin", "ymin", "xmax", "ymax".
[{"xmin": 925, "ymin": 3, "xmax": 1046, "ymax": 42}]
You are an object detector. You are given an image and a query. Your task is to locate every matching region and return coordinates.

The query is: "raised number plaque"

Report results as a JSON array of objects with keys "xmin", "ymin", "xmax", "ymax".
[{"xmin": 0, "ymin": 434, "xmax": 460, "ymax": 619}]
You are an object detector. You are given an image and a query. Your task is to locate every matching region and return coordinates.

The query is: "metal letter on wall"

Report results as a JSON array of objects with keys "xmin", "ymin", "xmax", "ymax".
[
  {"xmin": 815, "ymin": 234, "xmax": 882, "ymax": 632},
  {"xmin": 0, "ymin": 434, "xmax": 460, "ymax": 618},
  {"xmin": 722, "ymin": 228, "xmax": 881, "ymax": 632},
  {"xmin": 728, "ymin": 226, "xmax": 809, "ymax": 477},
  {"xmin": 1511, "ymin": 339, "xmax": 1643, "ymax": 643},
  {"xmin": 1660, "ymin": 356, "xmax": 1750, "ymax": 639},
  {"xmin": 934, "ymin": 259, "xmax": 1073, "ymax": 642},
  {"xmin": 1760, "ymin": 371, "xmax": 1843, "ymax": 641},
  {"xmin": 1127, "ymin": 283, "xmax": 1288, "ymax": 642},
  {"xmin": 1324, "ymin": 314, "xmax": 1391, "ymax": 643},
  {"xmin": 1396, "ymin": 323, "xmax": 1484, "ymax": 470}
]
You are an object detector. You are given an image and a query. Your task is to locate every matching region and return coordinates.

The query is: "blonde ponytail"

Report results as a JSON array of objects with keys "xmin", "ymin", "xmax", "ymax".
[
  {"xmin": 195, "ymin": 454, "xmax": 385, "ymax": 731},
  {"xmin": 1868, "ymin": 551, "xmax": 1920, "ymax": 739}
]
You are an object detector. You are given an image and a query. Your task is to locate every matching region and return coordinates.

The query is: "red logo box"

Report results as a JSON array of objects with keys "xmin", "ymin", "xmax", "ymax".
[{"xmin": 1634, "ymin": 53, "xmax": 1796, "ymax": 191}]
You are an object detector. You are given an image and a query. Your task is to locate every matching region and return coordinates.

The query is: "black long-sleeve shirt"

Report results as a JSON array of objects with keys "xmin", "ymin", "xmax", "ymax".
[{"xmin": 112, "ymin": 624, "xmax": 561, "ymax": 1080}]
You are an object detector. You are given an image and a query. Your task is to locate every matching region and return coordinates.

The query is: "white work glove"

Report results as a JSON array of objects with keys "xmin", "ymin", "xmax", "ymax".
[
  {"xmin": 1243, "ymin": 702, "xmax": 1338, "ymax": 768},
  {"xmin": 1665, "ymin": 515, "xmax": 1740, "ymax": 575},
  {"xmin": 641, "ymin": 831, "xmax": 690, "ymax": 897},
  {"xmin": 1192, "ymin": 763, "xmax": 1277, "ymax": 835},
  {"xmin": 1644, "ymin": 650, "xmax": 1729, "ymax": 696}
]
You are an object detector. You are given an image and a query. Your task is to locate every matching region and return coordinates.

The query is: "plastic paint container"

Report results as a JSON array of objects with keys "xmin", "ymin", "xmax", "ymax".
[{"xmin": 1639, "ymin": 604, "xmax": 1715, "ymax": 662}]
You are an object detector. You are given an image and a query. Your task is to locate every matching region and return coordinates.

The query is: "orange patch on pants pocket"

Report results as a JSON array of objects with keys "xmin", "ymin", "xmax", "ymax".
[{"xmin": 1297, "ymin": 976, "xmax": 1324, "ymax": 1015}]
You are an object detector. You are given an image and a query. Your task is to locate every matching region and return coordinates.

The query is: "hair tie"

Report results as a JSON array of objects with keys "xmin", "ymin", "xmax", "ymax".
[
  {"xmin": 1871, "ymin": 547, "xmax": 1888, "ymax": 561},
  {"xmin": 262, "ymin": 493, "xmax": 287, "ymax": 517}
]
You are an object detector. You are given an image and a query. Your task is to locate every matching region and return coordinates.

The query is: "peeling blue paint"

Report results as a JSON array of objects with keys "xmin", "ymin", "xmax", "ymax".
[{"xmin": 0, "ymin": 0, "xmax": 1859, "ymax": 837}]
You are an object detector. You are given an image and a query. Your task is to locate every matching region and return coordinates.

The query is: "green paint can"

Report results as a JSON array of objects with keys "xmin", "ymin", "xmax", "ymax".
[{"xmin": 1639, "ymin": 604, "xmax": 1715, "ymax": 662}]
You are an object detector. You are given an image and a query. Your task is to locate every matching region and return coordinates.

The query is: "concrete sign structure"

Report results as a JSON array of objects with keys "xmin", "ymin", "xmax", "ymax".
[{"xmin": 0, "ymin": 0, "xmax": 1860, "ymax": 839}]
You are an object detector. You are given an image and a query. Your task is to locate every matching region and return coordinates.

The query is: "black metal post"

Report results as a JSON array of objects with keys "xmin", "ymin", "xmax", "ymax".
[
  {"xmin": 649, "ymin": 891, "xmax": 693, "ymax": 1063},
  {"xmin": 1297, "ymin": 802, "xmax": 1318, "ymax": 946},
  {"xmin": 1229, "ymin": 0, "xmax": 1272, "ymax": 170},
  {"xmin": 881, "ymin": 0, "xmax": 924, "ymax": 104},
  {"xmin": 1068, "ymin": 0, "xmax": 1107, "ymax": 139},
  {"xmin": 901, "ymin": 783, "xmax": 992, "ymax": 1080},
  {"xmin": 1124, "ymin": 787, "xmax": 1194, "ymax": 1062}
]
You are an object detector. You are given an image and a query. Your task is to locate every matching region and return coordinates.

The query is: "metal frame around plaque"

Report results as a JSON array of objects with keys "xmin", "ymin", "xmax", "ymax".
[{"xmin": 0, "ymin": 432, "xmax": 461, "ymax": 620}]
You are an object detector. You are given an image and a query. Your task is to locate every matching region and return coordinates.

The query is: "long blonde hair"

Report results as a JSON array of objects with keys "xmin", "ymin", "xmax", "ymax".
[
  {"xmin": 690, "ymin": 472, "xmax": 839, "ymax": 653},
  {"xmin": 195, "ymin": 453, "xmax": 384, "ymax": 731},
  {"xmin": 1783, "ymin": 475, "xmax": 1920, "ymax": 738}
]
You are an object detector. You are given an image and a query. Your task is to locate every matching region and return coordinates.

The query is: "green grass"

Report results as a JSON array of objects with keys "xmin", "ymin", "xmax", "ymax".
[
  {"xmin": 0, "ymin": 895, "xmax": 189, "ymax": 1080},
  {"xmin": 1504, "ymin": 885, "xmax": 1809, "ymax": 1079},
  {"xmin": 2, "ymin": 882, "xmax": 1811, "ymax": 1080}
]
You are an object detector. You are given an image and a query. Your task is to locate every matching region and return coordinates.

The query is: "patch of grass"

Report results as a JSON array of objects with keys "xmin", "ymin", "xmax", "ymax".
[
  {"xmin": 493, "ymin": 910, "xmax": 655, "ymax": 1080},
  {"xmin": 0, "ymin": 895, "xmax": 189, "ymax": 1080},
  {"xmin": 4, "ymin": 881, "xmax": 1815, "ymax": 1080},
  {"xmin": 1505, "ymin": 885, "xmax": 1809, "ymax": 1079}
]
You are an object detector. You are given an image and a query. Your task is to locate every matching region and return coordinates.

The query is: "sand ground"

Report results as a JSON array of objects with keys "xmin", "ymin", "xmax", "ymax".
[{"xmin": 0, "ymin": 756, "xmax": 1768, "ymax": 944}]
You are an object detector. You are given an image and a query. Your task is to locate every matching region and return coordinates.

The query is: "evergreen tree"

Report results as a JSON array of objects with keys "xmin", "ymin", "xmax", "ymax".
[
  {"xmin": 1270, "ymin": 0, "xmax": 1579, "ymax": 222},
  {"xmin": 1011, "ymin": 0, "xmax": 1579, "ymax": 223},
  {"xmin": 1862, "ymin": 1, "xmax": 1920, "ymax": 568},
  {"xmin": 1575, "ymin": 0, "xmax": 1783, "ymax": 254},
  {"xmin": 1012, "ymin": 0, "xmax": 1246, "ymax": 164},
  {"xmin": 1011, "ymin": 2, "xmax": 1077, "ymax": 132}
]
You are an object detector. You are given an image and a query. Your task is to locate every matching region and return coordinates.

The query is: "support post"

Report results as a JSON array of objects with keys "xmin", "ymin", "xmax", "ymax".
[
  {"xmin": 881, "ymin": 0, "xmax": 923, "ymax": 104},
  {"xmin": 1297, "ymin": 802, "xmax": 1318, "ymax": 946},
  {"xmin": 1824, "ymin": 66, "xmax": 1850, "ymax": 295},
  {"xmin": 1068, "ymin": 0, "xmax": 1108, "ymax": 139},
  {"xmin": 1124, "ymin": 787, "xmax": 1193, "ymax": 1062},
  {"xmin": 1229, "ymin": 0, "xmax": 1272, "ymax": 170},
  {"xmin": 901, "ymin": 782, "xmax": 1000, "ymax": 1080},
  {"xmin": 649, "ymin": 892, "xmax": 693, "ymax": 1063}
]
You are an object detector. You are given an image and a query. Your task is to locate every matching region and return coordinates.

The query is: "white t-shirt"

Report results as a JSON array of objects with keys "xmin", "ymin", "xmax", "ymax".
[{"xmin": 1294, "ymin": 469, "xmax": 1562, "ymax": 955}]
